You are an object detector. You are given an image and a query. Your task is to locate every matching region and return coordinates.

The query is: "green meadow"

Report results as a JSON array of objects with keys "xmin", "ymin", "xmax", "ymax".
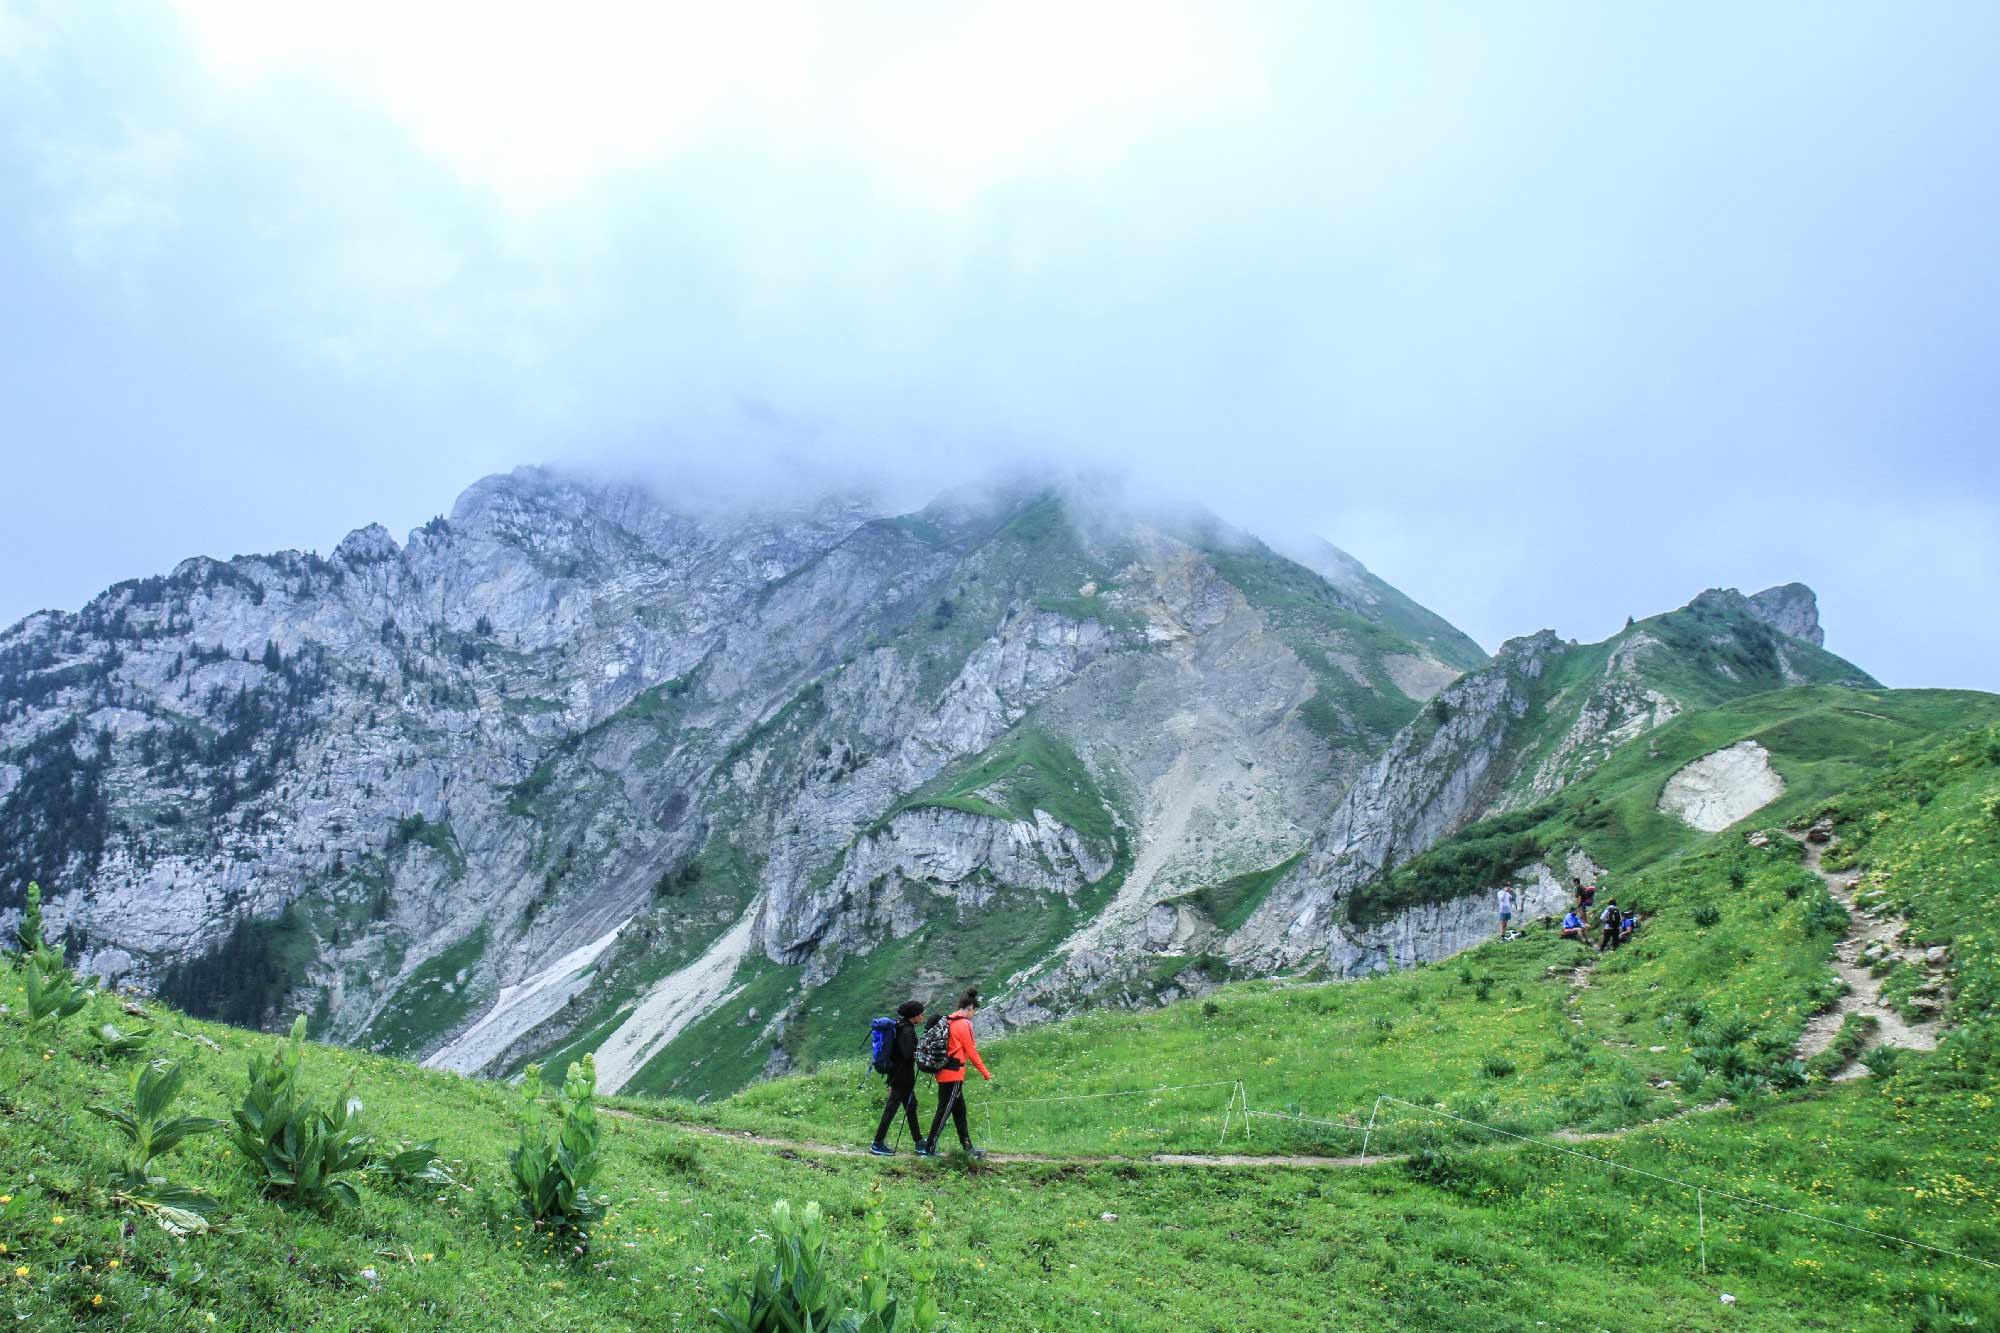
[{"xmin": 5, "ymin": 716, "xmax": 1999, "ymax": 1331}]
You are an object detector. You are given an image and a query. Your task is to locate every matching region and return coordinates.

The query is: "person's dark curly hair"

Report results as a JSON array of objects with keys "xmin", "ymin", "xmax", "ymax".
[{"xmin": 957, "ymin": 987, "xmax": 981, "ymax": 1011}]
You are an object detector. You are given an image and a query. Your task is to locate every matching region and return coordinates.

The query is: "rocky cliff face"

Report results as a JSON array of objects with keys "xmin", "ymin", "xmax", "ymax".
[
  {"xmin": 1746, "ymin": 583, "xmax": 1825, "ymax": 647},
  {"xmin": 1, "ymin": 468, "xmax": 1485, "ymax": 1094}
]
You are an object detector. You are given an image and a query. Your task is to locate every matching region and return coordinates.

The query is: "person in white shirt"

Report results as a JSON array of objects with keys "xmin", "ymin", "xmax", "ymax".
[{"xmin": 1496, "ymin": 885, "xmax": 1516, "ymax": 938}]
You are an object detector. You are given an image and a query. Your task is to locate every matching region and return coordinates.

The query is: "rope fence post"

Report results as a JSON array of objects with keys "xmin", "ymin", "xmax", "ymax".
[
  {"xmin": 1361, "ymin": 1094, "xmax": 1386, "ymax": 1166},
  {"xmin": 1698, "ymin": 1188, "xmax": 1706, "ymax": 1276},
  {"xmin": 1218, "ymin": 1081, "xmax": 1250, "ymax": 1147}
]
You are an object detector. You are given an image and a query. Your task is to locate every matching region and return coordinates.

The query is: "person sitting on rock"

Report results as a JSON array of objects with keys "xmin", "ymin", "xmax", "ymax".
[
  {"xmin": 1619, "ymin": 909, "xmax": 1637, "ymax": 942},
  {"xmin": 1560, "ymin": 909, "xmax": 1587, "ymax": 940}
]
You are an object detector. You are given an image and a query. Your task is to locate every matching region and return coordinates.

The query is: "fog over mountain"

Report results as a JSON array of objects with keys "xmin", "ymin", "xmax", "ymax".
[{"xmin": 3, "ymin": 3, "xmax": 1997, "ymax": 689}]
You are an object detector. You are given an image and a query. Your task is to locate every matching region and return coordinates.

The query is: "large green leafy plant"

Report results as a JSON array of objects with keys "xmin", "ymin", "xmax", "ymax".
[
  {"xmin": 18, "ymin": 883, "xmax": 91, "ymax": 1027},
  {"xmin": 90, "ymin": 994, "xmax": 156, "ymax": 1057},
  {"xmin": 229, "ymin": 1015, "xmax": 373, "ymax": 1210},
  {"xmin": 714, "ymin": 1197, "xmax": 941, "ymax": 1333},
  {"xmin": 506, "ymin": 1056, "xmax": 606, "ymax": 1251},
  {"xmin": 88, "ymin": 1058, "xmax": 225, "ymax": 1235}
]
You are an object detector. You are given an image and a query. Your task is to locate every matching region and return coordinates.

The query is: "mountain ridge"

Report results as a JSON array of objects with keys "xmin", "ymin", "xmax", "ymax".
[{"xmin": 0, "ymin": 464, "xmax": 1880, "ymax": 1097}]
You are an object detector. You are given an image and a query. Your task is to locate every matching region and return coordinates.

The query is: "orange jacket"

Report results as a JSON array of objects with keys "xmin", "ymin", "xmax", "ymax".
[{"xmin": 934, "ymin": 1013, "xmax": 990, "ymax": 1084}]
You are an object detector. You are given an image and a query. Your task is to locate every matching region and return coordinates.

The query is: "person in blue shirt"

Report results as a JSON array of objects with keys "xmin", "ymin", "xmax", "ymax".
[{"xmin": 1560, "ymin": 910, "xmax": 1586, "ymax": 940}]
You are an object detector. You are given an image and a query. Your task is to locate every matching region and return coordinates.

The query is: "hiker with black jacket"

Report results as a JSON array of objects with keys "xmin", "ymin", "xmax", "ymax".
[
  {"xmin": 918, "ymin": 988, "xmax": 992, "ymax": 1158},
  {"xmin": 869, "ymin": 1000, "xmax": 926, "ymax": 1156}
]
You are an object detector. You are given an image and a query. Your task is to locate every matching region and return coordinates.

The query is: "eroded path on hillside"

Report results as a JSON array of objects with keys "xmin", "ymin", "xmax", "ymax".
[{"xmin": 1789, "ymin": 830, "xmax": 1942, "ymax": 1078}]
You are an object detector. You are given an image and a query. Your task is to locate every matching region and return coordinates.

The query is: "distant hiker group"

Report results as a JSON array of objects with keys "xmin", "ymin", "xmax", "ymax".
[
  {"xmin": 1504, "ymin": 876, "xmax": 1638, "ymax": 950},
  {"xmin": 866, "ymin": 987, "xmax": 992, "ymax": 1158}
]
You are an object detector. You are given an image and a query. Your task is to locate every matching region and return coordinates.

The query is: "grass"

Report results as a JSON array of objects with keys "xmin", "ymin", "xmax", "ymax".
[
  {"xmin": 1164, "ymin": 852, "xmax": 1305, "ymax": 935},
  {"xmin": 3, "ymin": 859, "xmax": 1994, "ymax": 1333},
  {"xmin": 5, "ymin": 713, "xmax": 2000, "ymax": 1330},
  {"xmin": 358, "ymin": 925, "xmax": 491, "ymax": 1055},
  {"xmin": 895, "ymin": 727, "xmax": 1121, "ymax": 853},
  {"xmin": 702, "ymin": 825, "xmax": 1850, "ymax": 1159}
]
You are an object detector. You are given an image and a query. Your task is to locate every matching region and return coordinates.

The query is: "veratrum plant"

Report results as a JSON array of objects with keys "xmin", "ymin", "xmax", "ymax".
[
  {"xmin": 714, "ymin": 1199, "xmax": 942, "ymax": 1333},
  {"xmin": 230, "ymin": 1015, "xmax": 373, "ymax": 1210},
  {"xmin": 846, "ymin": 1199, "xmax": 943, "ymax": 1333},
  {"xmin": 90, "ymin": 995, "xmax": 156, "ymax": 1058},
  {"xmin": 87, "ymin": 1059, "xmax": 225, "ymax": 1235},
  {"xmin": 17, "ymin": 880, "xmax": 45, "ymax": 952},
  {"xmin": 23, "ymin": 949, "xmax": 91, "ymax": 1027},
  {"xmin": 370, "ymin": 1139, "xmax": 454, "ymax": 1191},
  {"xmin": 712, "ymin": 1199, "xmax": 843, "ymax": 1333},
  {"xmin": 507, "ymin": 1054, "xmax": 605, "ymax": 1248},
  {"xmin": 19, "ymin": 884, "xmax": 92, "ymax": 1028}
]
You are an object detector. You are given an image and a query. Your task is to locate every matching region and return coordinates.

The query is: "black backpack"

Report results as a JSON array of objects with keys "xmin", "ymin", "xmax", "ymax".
[{"xmin": 914, "ymin": 1015, "xmax": 952, "ymax": 1074}]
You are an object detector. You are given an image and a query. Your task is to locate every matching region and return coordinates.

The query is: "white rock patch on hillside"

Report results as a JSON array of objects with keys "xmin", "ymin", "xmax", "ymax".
[{"xmin": 1658, "ymin": 740, "xmax": 1785, "ymax": 832}]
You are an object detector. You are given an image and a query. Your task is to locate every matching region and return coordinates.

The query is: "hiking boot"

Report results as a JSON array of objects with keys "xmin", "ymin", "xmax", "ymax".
[
  {"xmin": 964, "ymin": 1145, "xmax": 987, "ymax": 1159},
  {"xmin": 868, "ymin": 1142, "xmax": 896, "ymax": 1157},
  {"xmin": 913, "ymin": 1141, "xmax": 937, "ymax": 1158}
]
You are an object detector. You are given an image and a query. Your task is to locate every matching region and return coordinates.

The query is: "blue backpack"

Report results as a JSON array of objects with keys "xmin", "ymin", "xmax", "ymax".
[{"xmin": 867, "ymin": 1017, "xmax": 899, "ymax": 1077}]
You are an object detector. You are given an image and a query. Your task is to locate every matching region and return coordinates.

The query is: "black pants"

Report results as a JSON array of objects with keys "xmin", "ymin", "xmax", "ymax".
[
  {"xmin": 874, "ymin": 1082, "xmax": 921, "ymax": 1144},
  {"xmin": 1598, "ymin": 925, "xmax": 1621, "ymax": 951},
  {"xmin": 927, "ymin": 1080, "xmax": 971, "ymax": 1149}
]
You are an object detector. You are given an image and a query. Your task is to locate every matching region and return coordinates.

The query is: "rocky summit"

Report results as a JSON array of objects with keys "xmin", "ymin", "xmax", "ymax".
[{"xmin": 0, "ymin": 467, "xmax": 1873, "ymax": 1096}]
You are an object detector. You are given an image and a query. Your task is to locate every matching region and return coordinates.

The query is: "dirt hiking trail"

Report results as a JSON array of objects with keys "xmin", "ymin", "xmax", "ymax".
[{"xmin": 1788, "ymin": 830, "xmax": 1942, "ymax": 1078}]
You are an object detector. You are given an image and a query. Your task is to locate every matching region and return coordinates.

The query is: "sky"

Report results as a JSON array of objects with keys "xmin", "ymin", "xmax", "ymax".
[{"xmin": 2, "ymin": 2, "xmax": 1996, "ymax": 688}]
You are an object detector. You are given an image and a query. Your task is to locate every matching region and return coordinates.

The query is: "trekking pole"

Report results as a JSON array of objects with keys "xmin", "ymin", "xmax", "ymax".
[{"xmin": 942, "ymin": 1080, "xmax": 964, "ymax": 1153}]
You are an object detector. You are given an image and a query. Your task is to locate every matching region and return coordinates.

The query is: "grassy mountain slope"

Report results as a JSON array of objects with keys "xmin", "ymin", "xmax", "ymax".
[
  {"xmin": 6, "ymin": 713, "xmax": 1999, "ymax": 1330},
  {"xmin": 1354, "ymin": 686, "xmax": 2000, "ymax": 925},
  {"xmin": 1278, "ymin": 537, "xmax": 1491, "ymax": 674},
  {"xmin": 1495, "ymin": 588, "xmax": 1881, "ymax": 808}
]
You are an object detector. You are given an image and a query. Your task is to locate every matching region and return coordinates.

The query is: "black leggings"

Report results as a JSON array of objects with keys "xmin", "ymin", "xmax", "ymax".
[
  {"xmin": 927, "ymin": 1081, "xmax": 971, "ymax": 1149},
  {"xmin": 874, "ymin": 1083, "xmax": 921, "ymax": 1144}
]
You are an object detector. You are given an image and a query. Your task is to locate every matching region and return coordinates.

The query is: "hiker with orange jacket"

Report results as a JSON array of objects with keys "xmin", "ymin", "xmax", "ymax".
[{"xmin": 919, "ymin": 987, "xmax": 991, "ymax": 1158}]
